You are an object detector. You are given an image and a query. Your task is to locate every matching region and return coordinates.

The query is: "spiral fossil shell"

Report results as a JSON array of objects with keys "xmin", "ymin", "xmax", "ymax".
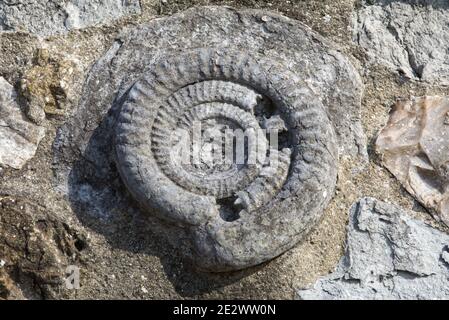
[
  {"xmin": 114, "ymin": 47, "xmax": 338, "ymax": 270},
  {"xmin": 53, "ymin": 7, "xmax": 363, "ymax": 273}
]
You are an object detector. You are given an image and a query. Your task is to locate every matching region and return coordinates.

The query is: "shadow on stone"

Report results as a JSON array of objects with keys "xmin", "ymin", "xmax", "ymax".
[{"xmin": 64, "ymin": 102, "xmax": 261, "ymax": 297}]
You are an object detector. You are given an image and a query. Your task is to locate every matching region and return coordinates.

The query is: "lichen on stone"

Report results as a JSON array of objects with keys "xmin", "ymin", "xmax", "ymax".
[{"xmin": 19, "ymin": 48, "xmax": 80, "ymax": 124}]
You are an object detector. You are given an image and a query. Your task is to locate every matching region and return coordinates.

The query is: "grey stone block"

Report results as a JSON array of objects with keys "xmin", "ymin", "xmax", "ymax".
[
  {"xmin": 352, "ymin": 0, "xmax": 449, "ymax": 84},
  {"xmin": 0, "ymin": 0, "xmax": 141, "ymax": 37},
  {"xmin": 297, "ymin": 197, "xmax": 449, "ymax": 300}
]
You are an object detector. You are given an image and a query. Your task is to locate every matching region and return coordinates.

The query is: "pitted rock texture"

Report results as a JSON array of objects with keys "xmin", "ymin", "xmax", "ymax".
[
  {"xmin": 54, "ymin": 6, "xmax": 364, "ymax": 271},
  {"xmin": 0, "ymin": 196, "xmax": 88, "ymax": 299},
  {"xmin": 297, "ymin": 197, "xmax": 449, "ymax": 300},
  {"xmin": 20, "ymin": 48, "xmax": 81, "ymax": 124},
  {"xmin": 376, "ymin": 96, "xmax": 449, "ymax": 226},
  {"xmin": 0, "ymin": 0, "xmax": 141, "ymax": 37},
  {"xmin": 352, "ymin": 0, "xmax": 449, "ymax": 84},
  {"xmin": 0, "ymin": 77, "xmax": 45, "ymax": 169}
]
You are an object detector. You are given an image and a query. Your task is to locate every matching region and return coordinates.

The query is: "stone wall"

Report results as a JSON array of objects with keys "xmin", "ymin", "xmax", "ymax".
[{"xmin": 0, "ymin": 0, "xmax": 448, "ymax": 300}]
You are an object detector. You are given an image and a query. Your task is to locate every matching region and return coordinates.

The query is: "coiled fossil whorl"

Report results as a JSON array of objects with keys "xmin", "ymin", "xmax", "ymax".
[{"xmin": 114, "ymin": 48, "xmax": 338, "ymax": 271}]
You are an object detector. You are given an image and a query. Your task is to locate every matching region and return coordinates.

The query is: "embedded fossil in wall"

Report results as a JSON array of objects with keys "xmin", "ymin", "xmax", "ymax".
[
  {"xmin": 376, "ymin": 96, "xmax": 449, "ymax": 226},
  {"xmin": 56, "ymin": 7, "xmax": 364, "ymax": 272},
  {"xmin": 114, "ymin": 48, "xmax": 338, "ymax": 270}
]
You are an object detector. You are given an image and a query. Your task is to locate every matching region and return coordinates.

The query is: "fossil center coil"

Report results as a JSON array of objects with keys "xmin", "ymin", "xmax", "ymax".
[{"xmin": 151, "ymin": 80, "xmax": 290, "ymax": 205}]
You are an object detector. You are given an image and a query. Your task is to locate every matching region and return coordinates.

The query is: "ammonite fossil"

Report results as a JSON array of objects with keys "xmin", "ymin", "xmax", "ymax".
[
  {"xmin": 114, "ymin": 48, "xmax": 338, "ymax": 271},
  {"xmin": 56, "ymin": 7, "xmax": 364, "ymax": 272}
]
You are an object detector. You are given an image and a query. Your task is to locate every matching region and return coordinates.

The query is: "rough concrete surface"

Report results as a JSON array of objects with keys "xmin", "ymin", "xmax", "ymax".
[
  {"xmin": 0, "ymin": 0, "xmax": 448, "ymax": 300},
  {"xmin": 297, "ymin": 197, "xmax": 449, "ymax": 300}
]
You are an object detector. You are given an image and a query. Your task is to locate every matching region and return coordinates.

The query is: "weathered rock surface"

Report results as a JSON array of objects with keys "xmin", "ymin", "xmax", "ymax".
[
  {"xmin": 20, "ymin": 48, "xmax": 81, "ymax": 124},
  {"xmin": 352, "ymin": 0, "xmax": 449, "ymax": 84},
  {"xmin": 0, "ymin": 0, "xmax": 141, "ymax": 37},
  {"xmin": 54, "ymin": 6, "xmax": 365, "ymax": 272},
  {"xmin": 376, "ymin": 96, "xmax": 449, "ymax": 226},
  {"xmin": 0, "ymin": 196, "xmax": 88, "ymax": 299},
  {"xmin": 0, "ymin": 77, "xmax": 45, "ymax": 169},
  {"xmin": 297, "ymin": 197, "xmax": 449, "ymax": 300}
]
